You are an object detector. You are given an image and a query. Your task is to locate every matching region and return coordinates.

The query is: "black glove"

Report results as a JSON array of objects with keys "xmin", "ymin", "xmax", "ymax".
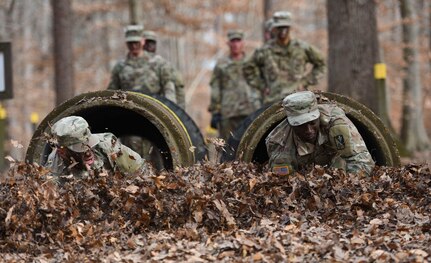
[{"xmin": 210, "ymin": 113, "xmax": 222, "ymax": 129}]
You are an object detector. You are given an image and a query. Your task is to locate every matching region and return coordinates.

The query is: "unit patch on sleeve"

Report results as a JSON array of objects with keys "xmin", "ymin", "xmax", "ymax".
[
  {"xmin": 334, "ymin": 134, "xmax": 345, "ymax": 150},
  {"xmin": 273, "ymin": 165, "xmax": 291, "ymax": 176}
]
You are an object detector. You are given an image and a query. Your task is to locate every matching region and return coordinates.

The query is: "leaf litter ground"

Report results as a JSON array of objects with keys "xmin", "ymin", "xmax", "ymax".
[{"xmin": 0, "ymin": 161, "xmax": 430, "ymax": 262}]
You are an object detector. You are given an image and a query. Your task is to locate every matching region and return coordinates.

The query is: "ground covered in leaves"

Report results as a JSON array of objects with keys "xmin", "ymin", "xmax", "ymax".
[{"xmin": 0, "ymin": 162, "xmax": 430, "ymax": 262}]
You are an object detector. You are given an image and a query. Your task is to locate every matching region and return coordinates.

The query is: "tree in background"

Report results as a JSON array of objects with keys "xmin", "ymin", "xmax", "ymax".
[
  {"xmin": 326, "ymin": 0, "xmax": 380, "ymax": 114},
  {"xmin": 399, "ymin": 0, "xmax": 430, "ymax": 151},
  {"xmin": 128, "ymin": 0, "xmax": 142, "ymax": 25},
  {"xmin": 52, "ymin": 0, "xmax": 75, "ymax": 106}
]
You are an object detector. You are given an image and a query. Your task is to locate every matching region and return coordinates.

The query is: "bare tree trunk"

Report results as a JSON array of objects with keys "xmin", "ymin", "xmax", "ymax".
[
  {"xmin": 128, "ymin": 0, "xmax": 141, "ymax": 25},
  {"xmin": 263, "ymin": 0, "xmax": 273, "ymax": 40},
  {"xmin": 52, "ymin": 0, "xmax": 75, "ymax": 106},
  {"xmin": 399, "ymin": 0, "xmax": 430, "ymax": 151},
  {"xmin": 263, "ymin": 0, "xmax": 273, "ymax": 21},
  {"xmin": 326, "ymin": 0, "xmax": 380, "ymax": 114}
]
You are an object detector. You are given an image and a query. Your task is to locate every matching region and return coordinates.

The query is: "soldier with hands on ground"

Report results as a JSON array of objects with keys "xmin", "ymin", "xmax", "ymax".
[
  {"xmin": 266, "ymin": 91, "xmax": 375, "ymax": 176},
  {"xmin": 243, "ymin": 11, "xmax": 326, "ymax": 105},
  {"xmin": 45, "ymin": 116, "xmax": 148, "ymax": 181},
  {"xmin": 208, "ymin": 30, "xmax": 262, "ymax": 140}
]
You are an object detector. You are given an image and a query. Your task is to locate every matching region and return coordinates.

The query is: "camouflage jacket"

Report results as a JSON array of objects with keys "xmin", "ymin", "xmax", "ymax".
[
  {"xmin": 243, "ymin": 39, "xmax": 326, "ymax": 105},
  {"xmin": 46, "ymin": 133, "xmax": 148, "ymax": 179},
  {"xmin": 142, "ymin": 52, "xmax": 186, "ymax": 109},
  {"xmin": 266, "ymin": 104, "xmax": 375, "ymax": 175},
  {"xmin": 107, "ymin": 52, "xmax": 177, "ymax": 103},
  {"xmin": 209, "ymin": 55, "xmax": 262, "ymax": 118}
]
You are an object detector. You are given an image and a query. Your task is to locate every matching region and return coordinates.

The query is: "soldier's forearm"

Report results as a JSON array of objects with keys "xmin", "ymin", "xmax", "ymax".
[{"xmin": 164, "ymin": 82, "xmax": 177, "ymax": 103}]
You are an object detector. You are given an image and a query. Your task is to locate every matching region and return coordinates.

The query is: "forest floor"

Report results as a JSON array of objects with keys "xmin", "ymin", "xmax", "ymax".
[{"xmin": 0, "ymin": 160, "xmax": 430, "ymax": 262}]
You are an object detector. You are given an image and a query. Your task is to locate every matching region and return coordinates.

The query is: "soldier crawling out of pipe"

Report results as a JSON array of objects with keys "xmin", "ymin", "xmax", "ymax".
[
  {"xmin": 266, "ymin": 91, "xmax": 375, "ymax": 176},
  {"xmin": 45, "ymin": 116, "xmax": 149, "ymax": 182}
]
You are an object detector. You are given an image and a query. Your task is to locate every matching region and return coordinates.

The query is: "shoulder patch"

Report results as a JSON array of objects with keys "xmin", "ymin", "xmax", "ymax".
[
  {"xmin": 273, "ymin": 165, "xmax": 291, "ymax": 176},
  {"xmin": 334, "ymin": 134, "xmax": 345, "ymax": 150}
]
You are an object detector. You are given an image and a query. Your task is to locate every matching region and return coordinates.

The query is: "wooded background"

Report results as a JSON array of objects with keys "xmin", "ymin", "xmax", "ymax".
[{"xmin": 0, "ymin": 0, "xmax": 430, "ymax": 160}]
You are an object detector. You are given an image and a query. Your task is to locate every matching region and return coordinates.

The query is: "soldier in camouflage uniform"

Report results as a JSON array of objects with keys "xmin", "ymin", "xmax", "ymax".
[
  {"xmin": 264, "ymin": 18, "xmax": 274, "ymax": 42},
  {"xmin": 107, "ymin": 26, "xmax": 177, "ymax": 103},
  {"xmin": 243, "ymin": 11, "xmax": 326, "ymax": 105},
  {"xmin": 142, "ymin": 30, "xmax": 186, "ymax": 109},
  {"xmin": 208, "ymin": 30, "xmax": 262, "ymax": 140},
  {"xmin": 266, "ymin": 91, "xmax": 375, "ymax": 175},
  {"xmin": 45, "ymin": 116, "xmax": 148, "ymax": 180}
]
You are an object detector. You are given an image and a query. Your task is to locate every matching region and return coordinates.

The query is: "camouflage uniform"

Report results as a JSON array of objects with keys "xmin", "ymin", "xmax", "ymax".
[
  {"xmin": 264, "ymin": 18, "xmax": 274, "ymax": 42},
  {"xmin": 143, "ymin": 30, "xmax": 185, "ymax": 109},
  {"xmin": 209, "ymin": 30, "xmax": 262, "ymax": 139},
  {"xmin": 266, "ymin": 92, "xmax": 375, "ymax": 175},
  {"xmin": 107, "ymin": 52, "xmax": 177, "ymax": 103},
  {"xmin": 45, "ymin": 116, "xmax": 148, "ymax": 179},
  {"xmin": 243, "ymin": 12, "xmax": 326, "ymax": 105}
]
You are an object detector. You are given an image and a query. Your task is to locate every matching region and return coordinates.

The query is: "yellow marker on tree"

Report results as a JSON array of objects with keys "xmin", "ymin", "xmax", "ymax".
[
  {"xmin": 30, "ymin": 112, "xmax": 39, "ymax": 124},
  {"xmin": 0, "ymin": 105, "xmax": 5, "ymax": 170},
  {"xmin": 30, "ymin": 112, "xmax": 40, "ymax": 132},
  {"xmin": 0, "ymin": 106, "xmax": 7, "ymax": 119},
  {"xmin": 374, "ymin": 63, "xmax": 387, "ymax": 80}
]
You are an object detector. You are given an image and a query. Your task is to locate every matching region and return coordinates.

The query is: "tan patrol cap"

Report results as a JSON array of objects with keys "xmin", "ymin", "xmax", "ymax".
[
  {"xmin": 272, "ymin": 11, "xmax": 292, "ymax": 28},
  {"xmin": 227, "ymin": 30, "xmax": 244, "ymax": 41},
  {"xmin": 143, "ymin": 30, "xmax": 157, "ymax": 42},
  {"xmin": 124, "ymin": 25, "xmax": 144, "ymax": 42},
  {"xmin": 51, "ymin": 116, "xmax": 100, "ymax": 152},
  {"xmin": 282, "ymin": 91, "xmax": 320, "ymax": 126},
  {"xmin": 264, "ymin": 18, "xmax": 274, "ymax": 31}
]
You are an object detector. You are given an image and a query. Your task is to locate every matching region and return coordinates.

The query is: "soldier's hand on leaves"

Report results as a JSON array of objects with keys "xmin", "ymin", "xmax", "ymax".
[{"xmin": 210, "ymin": 113, "xmax": 222, "ymax": 129}]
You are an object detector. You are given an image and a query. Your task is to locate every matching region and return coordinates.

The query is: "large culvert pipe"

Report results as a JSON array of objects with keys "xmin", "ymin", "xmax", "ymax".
[
  {"xmin": 26, "ymin": 90, "xmax": 206, "ymax": 170},
  {"xmin": 224, "ymin": 92, "xmax": 400, "ymax": 167}
]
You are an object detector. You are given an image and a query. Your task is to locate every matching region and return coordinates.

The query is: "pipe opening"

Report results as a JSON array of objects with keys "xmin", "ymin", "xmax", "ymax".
[
  {"xmin": 250, "ymin": 116, "xmax": 387, "ymax": 166},
  {"xmin": 41, "ymin": 105, "xmax": 173, "ymax": 170}
]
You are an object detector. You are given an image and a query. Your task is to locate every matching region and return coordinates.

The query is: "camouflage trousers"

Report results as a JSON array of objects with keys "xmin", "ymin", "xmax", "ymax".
[{"xmin": 219, "ymin": 115, "xmax": 248, "ymax": 140}]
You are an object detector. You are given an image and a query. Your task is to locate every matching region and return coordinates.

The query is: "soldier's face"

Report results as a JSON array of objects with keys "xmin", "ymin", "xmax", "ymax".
[
  {"xmin": 292, "ymin": 118, "xmax": 320, "ymax": 144},
  {"xmin": 144, "ymin": 40, "xmax": 157, "ymax": 53},
  {"xmin": 228, "ymin": 39, "xmax": 244, "ymax": 55},
  {"xmin": 127, "ymin": 41, "xmax": 142, "ymax": 57},
  {"xmin": 276, "ymin": 26, "xmax": 290, "ymax": 41},
  {"xmin": 58, "ymin": 146, "xmax": 95, "ymax": 170}
]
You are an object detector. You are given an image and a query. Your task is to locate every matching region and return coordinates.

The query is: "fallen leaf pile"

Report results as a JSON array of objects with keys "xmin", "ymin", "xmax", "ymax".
[{"xmin": 0, "ymin": 162, "xmax": 430, "ymax": 262}]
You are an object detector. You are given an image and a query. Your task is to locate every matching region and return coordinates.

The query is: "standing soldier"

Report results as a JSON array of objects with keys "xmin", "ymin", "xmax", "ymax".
[
  {"xmin": 208, "ymin": 30, "xmax": 262, "ymax": 140},
  {"xmin": 107, "ymin": 26, "xmax": 176, "ymax": 169},
  {"xmin": 142, "ymin": 30, "xmax": 186, "ymax": 109},
  {"xmin": 243, "ymin": 11, "xmax": 326, "ymax": 105},
  {"xmin": 263, "ymin": 18, "xmax": 274, "ymax": 42},
  {"xmin": 107, "ymin": 25, "xmax": 177, "ymax": 104}
]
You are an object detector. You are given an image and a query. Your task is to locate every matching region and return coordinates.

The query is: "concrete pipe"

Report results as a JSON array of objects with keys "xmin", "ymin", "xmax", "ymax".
[
  {"xmin": 223, "ymin": 92, "xmax": 401, "ymax": 167},
  {"xmin": 26, "ymin": 90, "xmax": 207, "ymax": 170}
]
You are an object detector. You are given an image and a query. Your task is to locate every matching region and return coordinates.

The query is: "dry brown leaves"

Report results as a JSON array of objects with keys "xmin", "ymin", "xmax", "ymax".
[{"xmin": 0, "ymin": 162, "xmax": 430, "ymax": 262}]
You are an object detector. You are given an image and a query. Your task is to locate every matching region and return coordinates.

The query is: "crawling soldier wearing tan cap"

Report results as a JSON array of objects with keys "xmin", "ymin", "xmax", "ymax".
[
  {"xmin": 266, "ymin": 91, "xmax": 375, "ymax": 175},
  {"xmin": 45, "ymin": 116, "xmax": 148, "ymax": 181}
]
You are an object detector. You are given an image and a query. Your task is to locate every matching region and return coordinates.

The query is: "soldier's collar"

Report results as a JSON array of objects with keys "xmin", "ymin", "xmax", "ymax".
[
  {"xmin": 293, "ymin": 131, "xmax": 327, "ymax": 156},
  {"xmin": 229, "ymin": 52, "xmax": 246, "ymax": 62},
  {"xmin": 127, "ymin": 52, "xmax": 145, "ymax": 59}
]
